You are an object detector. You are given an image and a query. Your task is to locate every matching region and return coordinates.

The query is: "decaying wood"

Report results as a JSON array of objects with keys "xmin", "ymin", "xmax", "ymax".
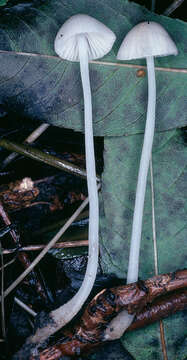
[
  {"xmin": 128, "ymin": 288, "xmax": 187, "ymax": 331},
  {"xmin": 37, "ymin": 289, "xmax": 187, "ymax": 360},
  {"xmin": 0, "ymin": 178, "xmax": 40, "ymax": 211},
  {"xmin": 13, "ymin": 269, "xmax": 187, "ymax": 359}
]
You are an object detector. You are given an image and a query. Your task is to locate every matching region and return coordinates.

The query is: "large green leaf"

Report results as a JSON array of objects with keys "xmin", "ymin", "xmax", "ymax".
[
  {"xmin": 100, "ymin": 129, "xmax": 187, "ymax": 359},
  {"xmin": 0, "ymin": 0, "xmax": 186, "ymax": 135},
  {"xmin": 100, "ymin": 130, "xmax": 187, "ymax": 277}
]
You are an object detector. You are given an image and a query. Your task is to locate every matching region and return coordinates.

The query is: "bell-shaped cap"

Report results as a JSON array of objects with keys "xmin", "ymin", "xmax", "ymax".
[
  {"xmin": 117, "ymin": 21, "xmax": 178, "ymax": 60},
  {"xmin": 54, "ymin": 14, "xmax": 116, "ymax": 62}
]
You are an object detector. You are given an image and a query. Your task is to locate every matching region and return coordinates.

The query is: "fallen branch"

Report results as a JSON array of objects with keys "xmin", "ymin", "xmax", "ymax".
[
  {"xmin": 129, "ymin": 288, "xmax": 187, "ymax": 331},
  {"xmin": 13, "ymin": 269, "xmax": 187, "ymax": 359},
  {"xmin": 37, "ymin": 289, "xmax": 187, "ymax": 360}
]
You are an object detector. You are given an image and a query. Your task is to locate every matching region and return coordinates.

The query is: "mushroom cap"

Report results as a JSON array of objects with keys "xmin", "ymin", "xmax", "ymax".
[
  {"xmin": 54, "ymin": 14, "xmax": 116, "ymax": 62},
  {"xmin": 117, "ymin": 21, "xmax": 178, "ymax": 60}
]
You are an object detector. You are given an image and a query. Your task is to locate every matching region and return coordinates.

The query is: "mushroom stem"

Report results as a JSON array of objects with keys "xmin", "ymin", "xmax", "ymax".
[
  {"xmin": 127, "ymin": 56, "xmax": 156, "ymax": 284},
  {"xmin": 27, "ymin": 36, "xmax": 99, "ymax": 343},
  {"xmin": 72, "ymin": 34, "xmax": 99, "ymax": 297},
  {"xmin": 104, "ymin": 56, "xmax": 156, "ymax": 340}
]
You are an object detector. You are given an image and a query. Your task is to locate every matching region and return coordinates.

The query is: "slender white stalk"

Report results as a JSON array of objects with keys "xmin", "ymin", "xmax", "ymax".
[
  {"xmin": 52, "ymin": 35, "xmax": 99, "ymax": 315},
  {"xmin": 104, "ymin": 56, "xmax": 156, "ymax": 340},
  {"xmin": 127, "ymin": 56, "xmax": 156, "ymax": 284},
  {"xmin": 26, "ymin": 35, "xmax": 99, "ymax": 346},
  {"xmin": 104, "ymin": 310, "xmax": 134, "ymax": 340}
]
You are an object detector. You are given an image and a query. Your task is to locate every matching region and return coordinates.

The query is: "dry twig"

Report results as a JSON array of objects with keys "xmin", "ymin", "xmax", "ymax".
[
  {"xmin": 3, "ymin": 240, "xmax": 88, "ymax": 254},
  {"xmin": 2, "ymin": 123, "xmax": 50, "ymax": 168}
]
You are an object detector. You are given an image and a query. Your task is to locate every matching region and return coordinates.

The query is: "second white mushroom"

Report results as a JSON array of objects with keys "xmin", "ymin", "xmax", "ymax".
[{"xmin": 105, "ymin": 21, "xmax": 178, "ymax": 340}]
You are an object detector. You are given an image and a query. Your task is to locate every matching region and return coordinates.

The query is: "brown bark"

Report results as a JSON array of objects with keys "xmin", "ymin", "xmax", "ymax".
[
  {"xmin": 35, "ymin": 270, "xmax": 187, "ymax": 359},
  {"xmin": 128, "ymin": 288, "xmax": 187, "ymax": 331}
]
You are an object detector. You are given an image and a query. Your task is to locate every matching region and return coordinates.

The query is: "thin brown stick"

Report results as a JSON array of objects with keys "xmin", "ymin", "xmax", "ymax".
[
  {"xmin": 159, "ymin": 321, "xmax": 168, "ymax": 360},
  {"xmin": 0, "ymin": 50, "xmax": 186, "ymax": 73},
  {"xmin": 92, "ymin": 60, "xmax": 187, "ymax": 74},
  {"xmin": 3, "ymin": 240, "xmax": 88, "ymax": 254}
]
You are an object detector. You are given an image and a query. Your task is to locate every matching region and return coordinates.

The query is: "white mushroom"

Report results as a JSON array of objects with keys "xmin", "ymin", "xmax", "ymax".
[
  {"xmin": 105, "ymin": 21, "xmax": 178, "ymax": 340},
  {"xmin": 118, "ymin": 20, "xmax": 178, "ymax": 284},
  {"xmin": 50, "ymin": 15, "xmax": 115, "ymax": 332}
]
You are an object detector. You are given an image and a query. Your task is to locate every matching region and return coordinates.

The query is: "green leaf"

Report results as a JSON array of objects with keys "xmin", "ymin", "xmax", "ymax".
[
  {"xmin": 0, "ymin": 0, "xmax": 186, "ymax": 135},
  {"xmin": 123, "ymin": 312, "xmax": 187, "ymax": 360},
  {"xmin": 100, "ymin": 129, "xmax": 187, "ymax": 359}
]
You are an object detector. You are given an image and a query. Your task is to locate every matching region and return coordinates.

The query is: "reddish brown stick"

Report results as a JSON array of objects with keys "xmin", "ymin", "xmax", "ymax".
[
  {"xmin": 128, "ymin": 289, "xmax": 187, "ymax": 331},
  {"xmin": 2, "ymin": 240, "xmax": 88, "ymax": 254},
  {"xmin": 38, "ymin": 289, "xmax": 187, "ymax": 360},
  {"xmin": 29, "ymin": 269, "xmax": 187, "ymax": 360}
]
